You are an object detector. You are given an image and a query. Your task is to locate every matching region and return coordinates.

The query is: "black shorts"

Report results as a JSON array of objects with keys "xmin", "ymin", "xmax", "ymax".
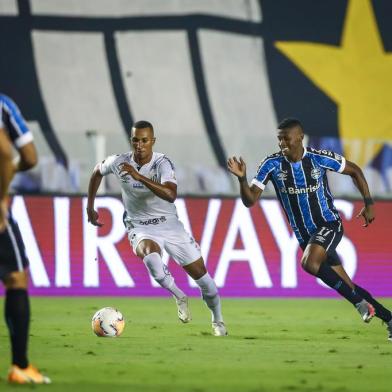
[
  {"xmin": 300, "ymin": 220, "xmax": 343, "ymax": 266},
  {"xmin": 0, "ymin": 215, "xmax": 29, "ymax": 279}
]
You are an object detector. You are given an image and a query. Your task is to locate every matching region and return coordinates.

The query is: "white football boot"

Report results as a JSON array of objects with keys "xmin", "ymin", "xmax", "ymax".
[
  {"xmin": 175, "ymin": 296, "xmax": 191, "ymax": 323},
  {"xmin": 212, "ymin": 321, "xmax": 228, "ymax": 336}
]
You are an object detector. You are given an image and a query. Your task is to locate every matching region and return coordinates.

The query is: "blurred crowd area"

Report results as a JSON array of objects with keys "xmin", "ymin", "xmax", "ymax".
[
  {"xmin": 10, "ymin": 129, "xmax": 392, "ymax": 198},
  {"xmin": 3, "ymin": 0, "xmax": 392, "ymax": 198}
]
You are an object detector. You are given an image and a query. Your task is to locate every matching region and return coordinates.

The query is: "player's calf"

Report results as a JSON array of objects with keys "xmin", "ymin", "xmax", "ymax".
[{"xmin": 194, "ymin": 272, "xmax": 228, "ymax": 336}]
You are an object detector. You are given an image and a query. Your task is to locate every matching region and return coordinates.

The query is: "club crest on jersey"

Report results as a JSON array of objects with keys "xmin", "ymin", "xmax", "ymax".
[
  {"xmin": 277, "ymin": 170, "xmax": 288, "ymax": 181},
  {"xmin": 311, "ymin": 168, "xmax": 321, "ymax": 180}
]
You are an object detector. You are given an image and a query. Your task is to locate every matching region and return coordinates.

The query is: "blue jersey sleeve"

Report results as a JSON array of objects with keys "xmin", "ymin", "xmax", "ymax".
[
  {"xmin": 309, "ymin": 149, "xmax": 346, "ymax": 173},
  {"xmin": 251, "ymin": 156, "xmax": 276, "ymax": 190},
  {"xmin": 0, "ymin": 95, "xmax": 33, "ymax": 148}
]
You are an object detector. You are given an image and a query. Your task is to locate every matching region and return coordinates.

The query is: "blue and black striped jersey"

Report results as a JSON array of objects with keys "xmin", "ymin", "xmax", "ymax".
[
  {"xmin": 0, "ymin": 94, "xmax": 33, "ymax": 149},
  {"xmin": 251, "ymin": 147, "xmax": 346, "ymax": 243}
]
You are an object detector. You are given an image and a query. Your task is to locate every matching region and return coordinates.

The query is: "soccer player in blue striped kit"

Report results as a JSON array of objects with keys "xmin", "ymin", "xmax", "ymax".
[
  {"xmin": 228, "ymin": 118, "xmax": 392, "ymax": 341},
  {"xmin": 0, "ymin": 94, "xmax": 51, "ymax": 383}
]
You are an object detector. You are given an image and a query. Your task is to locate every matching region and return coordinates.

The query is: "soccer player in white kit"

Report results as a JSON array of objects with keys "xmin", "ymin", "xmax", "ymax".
[{"xmin": 86, "ymin": 121, "xmax": 227, "ymax": 336}]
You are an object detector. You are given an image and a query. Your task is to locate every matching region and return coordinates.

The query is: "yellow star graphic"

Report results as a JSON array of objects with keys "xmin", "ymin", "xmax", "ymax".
[{"xmin": 275, "ymin": 0, "xmax": 392, "ymax": 167}]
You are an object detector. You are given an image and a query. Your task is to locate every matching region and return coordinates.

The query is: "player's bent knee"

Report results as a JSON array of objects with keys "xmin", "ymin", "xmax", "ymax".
[
  {"xmin": 3, "ymin": 270, "xmax": 28, "ymax": 289},
  {"xmin": 136, "ymin": 240, "xmax": 161, "ymax": 258},
  {"xmin": 143, "ymin": 252, "xmax": 170, "ymax": 282},
  {"xmin": 301, "ymin": 257, "xmax": 318, "ymax": 275}
]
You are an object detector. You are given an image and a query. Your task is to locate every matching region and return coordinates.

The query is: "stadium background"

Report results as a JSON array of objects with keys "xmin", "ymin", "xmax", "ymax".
[{"xmin": 1, "ymin": 0, "xmax": 391, "ymax": 297}]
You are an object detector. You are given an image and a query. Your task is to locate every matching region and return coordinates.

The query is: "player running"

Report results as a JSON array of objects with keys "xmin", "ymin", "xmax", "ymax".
[
  {"xmin": 228, "ymin": 118, "xmax": 392, "ymax": 341},
  {"xmin": 86, "ymin": 120, "xmax": 227, "ymax": 336},
  {"xmin": 0, "ymin": 94, "xmax": 51, "ymax": 383}
]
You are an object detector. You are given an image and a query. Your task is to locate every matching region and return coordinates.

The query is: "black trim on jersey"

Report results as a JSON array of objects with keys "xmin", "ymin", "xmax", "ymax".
[
  {"xmin": 2, "ymin": 109, "xmax": 19, "ymax": 141},
  {"xmin": 302, "ymin": 156, "xmax": 328, "ymax": 224},
  {"xmin": 322, "ymin": 174, "xmax": 339, "ymax": 220},
  {"xmin": 154, "ymin": 155, "xmax": 175, "ymax": 171},
  {"xmin": 280, "ymin": 159, "xmax": 311, "ymax": 239}
]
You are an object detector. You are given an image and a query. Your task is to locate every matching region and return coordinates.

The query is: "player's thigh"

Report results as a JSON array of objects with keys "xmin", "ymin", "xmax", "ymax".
[
  {"xmin": 303, "ymin": 222, "xmax": 343, "ymax": 273},
  {"xmin": 155, "ymin": 218, "xmax": 203, "ymax": 270},
  {"xmin": 136, "ymin": 239, "xmax": 162, "ymax": 258},
  {"xmin": 0, "ymin": 218, "xmax": 29, "ymax": 284},
  {"xmin": 165, "ymin": 238, "xmax": 202, "ymax": 269},
  {"xmin": 127, "ymin": 228, "xmax": 164, "ymax": 258},
  {"xmin": 301, "ymin": 243, "xmax": 327, "ymax": 275}
]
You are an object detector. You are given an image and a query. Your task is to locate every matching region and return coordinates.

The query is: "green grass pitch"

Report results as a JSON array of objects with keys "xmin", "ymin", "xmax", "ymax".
[{"xmin": 0, "ymin": 297, "xmax": 391, "ymax": 391}]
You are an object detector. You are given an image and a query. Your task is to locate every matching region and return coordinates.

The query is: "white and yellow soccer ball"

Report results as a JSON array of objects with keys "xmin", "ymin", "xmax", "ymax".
[{"xmin": 91, "ymin": 307, "xmax": 125, "ymax": 337}]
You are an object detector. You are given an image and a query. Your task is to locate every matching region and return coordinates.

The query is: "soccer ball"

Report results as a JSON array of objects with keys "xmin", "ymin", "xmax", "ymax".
[{"xmin": 91, "ymin": 307, "xmax": 125, "ymax": 337}]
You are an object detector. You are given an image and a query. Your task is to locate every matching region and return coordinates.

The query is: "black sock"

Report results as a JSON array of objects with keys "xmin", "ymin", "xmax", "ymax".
[
  {"xmin": 5, "ymin": 289, "xmax": 30, "ymax": 368},
  {"xmin": 354, "ymin": 285, "xmax": 392, "ymax": 322},
  {"xmin": 316, "ymin": 263, "xmax": 363, "ymax": 305}
]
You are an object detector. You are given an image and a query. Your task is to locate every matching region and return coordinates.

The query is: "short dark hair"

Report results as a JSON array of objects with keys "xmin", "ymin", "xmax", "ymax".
[
  {"xmin": 277, "ymin": 118, "xmax": 303, "ymax": 130},
  {"xmin": 133, "ymin": 120, "xmax": 154, "ymax": 132}
]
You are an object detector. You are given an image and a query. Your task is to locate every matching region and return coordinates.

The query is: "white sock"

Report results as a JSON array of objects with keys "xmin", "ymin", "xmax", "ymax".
[
  {"xmin": 195, "ymin": 272, "xmax": 223, "ymax": 323},
  {"xmin": 143, "ymin": 253, "xmax": 185, "ymax": 299}
]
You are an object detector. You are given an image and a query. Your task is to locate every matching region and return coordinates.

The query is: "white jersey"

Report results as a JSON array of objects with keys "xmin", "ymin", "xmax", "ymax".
[{"xmin": 99, "ymin": 151, "xmax": 178, "ymax": 225}]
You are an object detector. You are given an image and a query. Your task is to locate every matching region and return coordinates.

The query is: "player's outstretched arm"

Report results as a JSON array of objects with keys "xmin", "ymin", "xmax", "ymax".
[
  {"xmin": 0, "ymin": 128, "xmax": 14, "ymax": 230},
  {"xmin": 86, "ymin": 164, "xmax": 104, "ymax": 227},
  {"xmin": 119, "ymin": 162, "xmax": 177, "ymax": 203},
  {"xmin": 342, "ymin": 160, "xmax": 375, "ymax": 227},
  {"xmin": 14, "ymin": 141, "xmax": 38, "ymax": 172},
  {"xmin": 227, "ymin": 156, "xmax": 262, "ymax": 207}
]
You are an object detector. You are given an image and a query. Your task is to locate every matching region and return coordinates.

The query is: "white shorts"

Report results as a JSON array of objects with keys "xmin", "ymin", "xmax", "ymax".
[{"xmin": 126, "ymin": 216, "xmax": 202, "ymax": 266}]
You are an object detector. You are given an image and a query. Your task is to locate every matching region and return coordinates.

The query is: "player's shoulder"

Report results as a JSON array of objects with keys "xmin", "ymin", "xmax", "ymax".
[
  {"xmin": 306, "ymin": 147, "xmax": 342, "ymax": 160},
  {"xmin": 152, "ymin": 152, "xmax": 175, "ymax": 169},
  {"xmin": 255, "ymin": 151, "xmax": 282, "ymax": 173},
  {"xmin": 102, "ymin": 152, "xmax": 129, "ymax": 166},
  {"xmin": 258, "ymin": 151, "xmax": 282, "ymax": 165}
]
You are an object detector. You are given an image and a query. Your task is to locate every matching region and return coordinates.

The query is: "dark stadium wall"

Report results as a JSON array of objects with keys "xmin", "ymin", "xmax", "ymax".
[
  {"xmin": 1, "ymin": 0, "xmax": 391, "ymax": 189},
  {"xmin": 0, "ymin": 0, "xmax": 68, "ymax": 166},
  {"xmin": 1, "ymin": 195, "xmax": 390, "ymax": 297}
]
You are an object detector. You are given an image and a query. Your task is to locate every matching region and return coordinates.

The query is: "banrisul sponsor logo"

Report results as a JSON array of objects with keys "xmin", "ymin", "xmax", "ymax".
[{"xmin": 281, "ymin": 183, "xmax": 321, "ymax": 194}]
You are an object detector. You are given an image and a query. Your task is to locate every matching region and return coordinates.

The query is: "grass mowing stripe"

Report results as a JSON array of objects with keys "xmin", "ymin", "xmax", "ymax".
[{"xmin": 0, "ymin": 297, "xmax": 391, "ymax": 391}]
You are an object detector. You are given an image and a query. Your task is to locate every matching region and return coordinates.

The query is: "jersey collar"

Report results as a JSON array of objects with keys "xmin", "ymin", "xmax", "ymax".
[{"xmin": 282, "ymin": 146, "xmax": 307, "ymax": 163}]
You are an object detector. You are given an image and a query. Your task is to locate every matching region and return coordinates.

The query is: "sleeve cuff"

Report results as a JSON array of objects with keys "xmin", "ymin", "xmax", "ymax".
[
  {"xmin": 250, "ymin": 178, "xmax": 265, "ymax": 190},
  {"xmin": 14, "ymin": 132, "xmax": 34, "ymax": 148},
  {"xmin": 161, "ymin": 178, "xmax": 177, "ymax": 185},
  {"xmin": 338, "ymin": 157, "xmax": 346, "ymax": 173}
]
